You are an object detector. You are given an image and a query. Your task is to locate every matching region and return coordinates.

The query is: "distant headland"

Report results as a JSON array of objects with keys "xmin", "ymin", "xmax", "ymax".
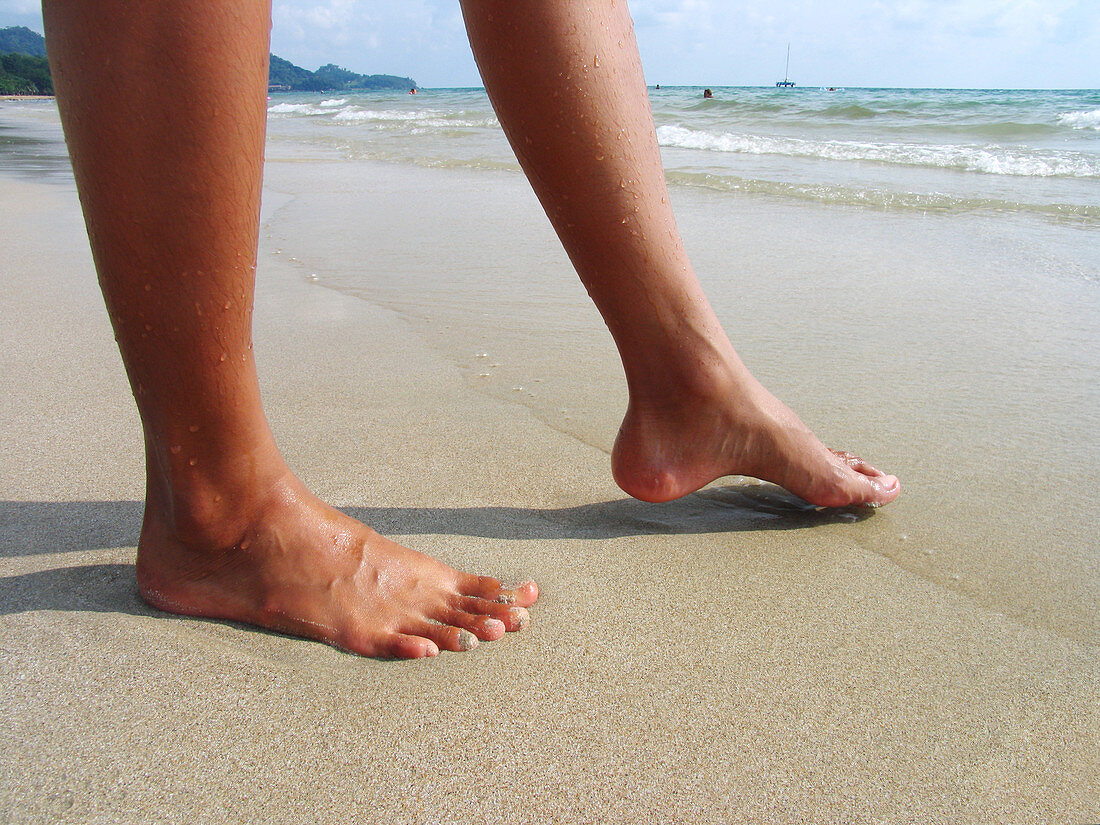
[
  {"xmin": 268, "ymin": 55, "xmax": 415, "ymax": 93},
  {"xmin": 0, "ymin": 26, "xmax": 416, "ymax": 96}
]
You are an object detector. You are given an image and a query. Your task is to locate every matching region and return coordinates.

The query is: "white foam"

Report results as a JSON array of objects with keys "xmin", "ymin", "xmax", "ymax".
[
  {"xmin": 333, "ymin": 108, "xmax": 440, "ymax": 122},
  {"xmin": 267, "ymin": 102, "xmax": 324, "ymax": 116},
  {"xmin": 1058, "ymin": 109, "xmax": 1100, "ymax": 131},
  {"xmin": 655, "ymin": 124, "xmax": 1100, "ymax": 178},
  {"xmin": 319, "ymin": 98, "xmax": 347, "ymax": 108}
]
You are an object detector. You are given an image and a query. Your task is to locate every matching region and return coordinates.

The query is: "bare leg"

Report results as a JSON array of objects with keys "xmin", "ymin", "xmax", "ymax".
[
  {"xmin": 461, "ymin": 1, "xmax": 899, "ymax": 507},
  {"xmin": 44, "ymin": 0, "xmax": 535, "ymax": 657}
]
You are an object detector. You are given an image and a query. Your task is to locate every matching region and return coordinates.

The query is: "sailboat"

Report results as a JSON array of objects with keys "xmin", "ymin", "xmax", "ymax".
[{"xmin": 775, "ymin": 44, "xmax": 796, "ymax": 88}]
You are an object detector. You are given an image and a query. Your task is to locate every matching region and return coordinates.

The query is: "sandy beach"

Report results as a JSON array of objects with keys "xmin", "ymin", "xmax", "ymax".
[{"xmin": 2, "ymin": 105, "xmax": 1098, "ymax": 823}]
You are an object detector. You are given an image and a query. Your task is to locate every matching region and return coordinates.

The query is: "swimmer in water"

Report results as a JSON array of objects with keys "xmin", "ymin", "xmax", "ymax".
[
  {"xmin": 703, "ymin": 88, "xmax": 713, "ymax": 98},
  {"xmin": 43, "ymin": 0, "xmax": 900, "ymax": 658}
]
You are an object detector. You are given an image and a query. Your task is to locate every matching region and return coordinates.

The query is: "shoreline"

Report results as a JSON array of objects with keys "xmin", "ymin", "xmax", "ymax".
[{"xmin": 1, "ymin": 108, "xmax": 1097, "ymax": 823}]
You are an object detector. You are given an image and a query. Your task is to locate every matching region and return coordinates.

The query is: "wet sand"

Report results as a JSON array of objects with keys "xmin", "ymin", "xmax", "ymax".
[{"xmin": 1, "ymin": 117, "xmax": 1098, "ymax": 822}]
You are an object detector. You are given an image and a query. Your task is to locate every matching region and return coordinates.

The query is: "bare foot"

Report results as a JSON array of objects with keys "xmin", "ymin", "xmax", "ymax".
[
  {"xmin": 136, "ymin": 470, "xmax": 538, "ymax": 658},
  {"xmin": 611, "ymin": 355, "xmax": 901, "ymax": 508}
]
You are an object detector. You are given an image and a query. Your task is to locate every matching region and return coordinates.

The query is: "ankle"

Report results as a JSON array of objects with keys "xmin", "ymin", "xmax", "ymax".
[
  {"xmin": 142, "ymin": 438, "xmax": 292, "ymax": 551},
  {"xmin": 623, "ymin": 333, "xmax": 750, "ymax": 413}
]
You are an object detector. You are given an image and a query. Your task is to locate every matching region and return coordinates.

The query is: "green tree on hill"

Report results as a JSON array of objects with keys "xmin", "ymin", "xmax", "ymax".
[
  {"xmin": 0, "ymin": 25, "xmax": 46, "ymax": 57},
  {"xmin": 268, "ymin": 55, "xmax": 415, "ymax": 92},
  {"xmin": 0, "ymin": 26, "xmax": 52, "ymax": 94},
  {"xmin": 0, "ymin": 52, "xmax": 52, "ymax": 95}
]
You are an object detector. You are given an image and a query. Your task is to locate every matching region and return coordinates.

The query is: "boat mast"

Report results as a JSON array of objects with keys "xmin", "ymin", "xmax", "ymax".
[{"xmin": 776, "ymin": 43, "xmax": 795, "ymax": 87}]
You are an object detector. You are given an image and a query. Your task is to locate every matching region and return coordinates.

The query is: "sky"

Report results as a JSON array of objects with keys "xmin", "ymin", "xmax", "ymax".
[{"xmin": 3, "ymin": 0, "xmax": 1097, "ymax": 89}]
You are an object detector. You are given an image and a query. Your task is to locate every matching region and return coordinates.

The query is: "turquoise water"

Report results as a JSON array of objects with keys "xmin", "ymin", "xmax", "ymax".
[{"xmin": 266, "ymin": 86, "xmax": 1100, "ymax": 224}]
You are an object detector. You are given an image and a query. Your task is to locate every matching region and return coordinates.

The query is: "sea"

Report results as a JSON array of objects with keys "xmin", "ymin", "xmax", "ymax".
[
  {"xmin": 263, "ymin": 86, "xmax": 1100, "ymax": 227},
  {"xmin": 5, "ymin": 86, "xmax": 1098, "ymax": 225}
]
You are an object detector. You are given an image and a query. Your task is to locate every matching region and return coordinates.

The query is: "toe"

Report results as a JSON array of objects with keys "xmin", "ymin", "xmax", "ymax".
[
  {"xmin": 386, "ymin": 633, "xmax": 441, "ymax": 659},
  {"xmin": 830, "ymin": 449, "xmax": 885, "ymax": 477},
  {"xmin": 419, "ymin": 623, "xmax": 484, "ymax": 652},
  {"xmin": 456, "ymin": 596, "xmax": 531, "ymax": 631},
  {"xmin": 461, "ymin": 574, "xmax": 508, "ymax": 600},
  {"xmin": 827, "ymin": 449, "xmax": 900, "ymax": 506},
  {"xmin": 497, "ymin": 580, "xmax": 539, "ymax": 608},
  {"xmin": 866, "ymin": 473, "xmax": 901, "ymax": 505},
  {"xmin": 459, "ymin": 575, "xmax": 539, "ymax": 608},
  {"xmin": 444, "ymin": 607, "xmax": 508, "ymax": 640}
]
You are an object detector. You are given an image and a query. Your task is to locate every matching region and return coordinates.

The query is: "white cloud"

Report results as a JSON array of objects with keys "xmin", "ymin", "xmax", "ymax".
[{"xmin": 2, "ymin": 0, "xmax": 1094, "ymax": 88}]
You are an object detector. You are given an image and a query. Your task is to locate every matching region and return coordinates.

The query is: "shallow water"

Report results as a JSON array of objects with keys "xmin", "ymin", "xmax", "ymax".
[{"xmin": 264, "ymin": 86, "xmax": 1100, "ymax": 224}]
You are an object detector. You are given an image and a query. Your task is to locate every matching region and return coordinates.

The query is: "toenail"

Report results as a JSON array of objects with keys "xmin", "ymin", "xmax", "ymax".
[
  {"xmin": 510, "ymin": 608, "xmax": 530, "ymax": 629},
  {"xmin": 485, "ymin": 618, "xmax": 506, "ymax": 634},
  {"xmin": 456, "ymin": 629, "xmax": 479, "ymax": 651}
]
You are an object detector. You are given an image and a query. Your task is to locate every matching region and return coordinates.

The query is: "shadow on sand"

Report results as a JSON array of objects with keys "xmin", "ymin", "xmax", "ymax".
[{"xmin": 0, "ymin": 488, "xmax": 871, "ymax": 619}]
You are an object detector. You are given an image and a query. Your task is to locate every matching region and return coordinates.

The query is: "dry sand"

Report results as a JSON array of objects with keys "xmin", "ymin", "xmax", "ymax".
[{"xmin": 1, "ymin": 146, "xmax": 1098, "ymax": 822}]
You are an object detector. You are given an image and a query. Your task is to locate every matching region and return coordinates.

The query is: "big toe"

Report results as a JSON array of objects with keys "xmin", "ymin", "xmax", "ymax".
[
  {"xmin": 845, "ymin": 469, "xmax": 900, "ymax": 507},
  {"xmin": 868, "ymin": 473, "xmax": 901, "ymax": 505}
]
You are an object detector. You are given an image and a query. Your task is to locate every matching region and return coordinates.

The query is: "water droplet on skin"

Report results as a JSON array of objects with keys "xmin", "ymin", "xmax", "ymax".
[
  {"xmin": 218, "ymin": 353, "xmax": 227, "ymax": 362},
  {"xmin": 188, "ymin": 458, "xmax": 197, "ymax": 466},
  {"xmin": 512, "ymin": 386, "xmax": 523, "ymax": 391},
  {"xmin": 188, "ymin": 424, "xmax": 200, "ymax": 433},
  {"xmin": 169, "ymin": 445, "xmax": 182, "ymax": 454},
  {"xmin": 223, "ymin": 301, "xmax": 232, "ymax": 310},
  {"xmin": 213, "ymin": 495, "xmax": 222, "ymax": 503},
  {"xmin": 593, "ymin": 55, "xmax": 600, "ymax": 67},
  {"xmin": 239, "ymin": 537, "xmax": 250, "ymax": 550}
]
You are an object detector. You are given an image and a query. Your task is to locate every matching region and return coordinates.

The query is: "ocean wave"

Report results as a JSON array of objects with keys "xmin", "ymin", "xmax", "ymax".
[
  {"xmin": 656, "ymin": 124, "xmax": 1100, "ymax": 178},
  {"xmin": 330, "ymin": 108, "xmax": 496, "ymax": 130},
  {"xmin": 663, "ymin": 169, "xmax": 1100, "ymax": 224},
  {"xmin": 819, "ymin": 103, "xmax": 878, "ymax": 119},
  {"xmin": 1058, "ymin": 109, "xmax": 1100, "ymax": 130},
  {"xmin": 267, "ymin": 102, "xmax": 326, "ymax": 116},
  {"xmin": 332, "ymin": 107, "xmax": 443, "ymax": 122},
  {"xmin": 319, "ymin": 98, "xmax": 347, "ymax": 108}
]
